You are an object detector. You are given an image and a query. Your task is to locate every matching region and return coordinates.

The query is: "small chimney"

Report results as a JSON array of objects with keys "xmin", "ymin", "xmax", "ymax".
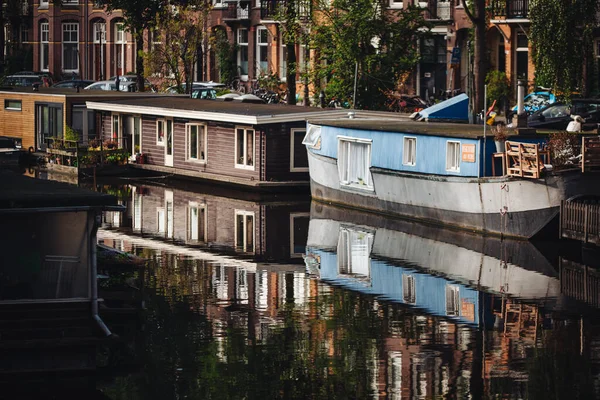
[{"xmin": 348, "ymin": 112, "xmax": 355, "ymax": 119}]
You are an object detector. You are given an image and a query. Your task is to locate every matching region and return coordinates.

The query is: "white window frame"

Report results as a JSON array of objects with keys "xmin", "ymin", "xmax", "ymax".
[
  {"xmin": 337, "ymin": 136, "xmax": 373, "ymax": 191},
  {"xmin": 337, "ymin": 227, "xmax": 373, "ymax": 285},
  {"xmin": 40, "ymin": 0, "xmax": 49, "ymax": 7},
  {"xmin": 93, "ymin": 22, "xmax": 106, "ymax": 44},
  {"xmin": 62, "ymin": 22, "xmax": 79, "ymax": 72},
  {"xmin": 290, "ymin": 128, "xmax": 308, "ymax": 172},
  {"xmin": 445, "ymin": 140, "xmax": 461, "ymax": 172},
  {"xmin": 402, "ymin": 136, "xmax": 416, "ymax": 166},
  {"xmin": 237, "ymin": 28, "xmax": 249, "ymax": 80},
  {"xmin": 156, "ymin": 118, "xmax": 171, "ymax": 146},
  {"xmin": 40, "ymin": 22, "xmax": 49, "ymax": 71},
  {"xmin": 289, "ymin": 212, "xmax": 310, "ymax": 258},
  {"xmin": 133, "ymin": 115, "xmax": 142, "ymax": 154},
  {"xmin": 157, "ymin": 207, "xmax": 165, "ymax": 234},
  {"xmin": 256, "ymin": 26, "xmax": 269, "ymax": 75},
  {"xmin": 186, "ymin": 123, "xmax": 207, "ymax": 163},
  {"xmin": 280, "ymin": 39, "xmax": 287, "ymax": 81},
  {"xmin": 302, "ymin": 123, "xmax": 321, "ymax": 148},
  {"xmin": 388, "ymin": 0, "xmax": 403, "ymax": 9},
  {"xmin": 111, "ymin": 113, "xmax": 120, "ymax": 143},
  {"xmin": 234, "ymin": 126, "xmax": 255, "ymax": 170},
  {"xmin": 187, "ymin": 201, "xmax": 207, "ymax": 242},
  {"xmin": 234, "ymin": 210, "xmax": 255, "ymax": 253}
]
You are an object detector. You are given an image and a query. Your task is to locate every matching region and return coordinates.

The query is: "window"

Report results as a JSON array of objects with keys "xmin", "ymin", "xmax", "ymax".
[
  {"xmin": 235, "ymin": 127, "xmax": 255, "ymax": 169},
  {"xmin": 402, "ymin": 274, "xmax": 415, "ymax": 304},
  {"xmin": 116, "ymin": 23, "xmax": 125, "ymax": 43},
  {"xmin": 156, "ymin": 119, "xmax": 171, "ymax": 145},
  {"xmin": 36, "ymin": 103, "xmax": 63, "ymax": 149},
  {"xmin": 112, "ymin": 114, "xmax": 120, "ymax": 142},
  {"xmin": 290, "ymin": 128, "xmax": 308, "ymax": 172},
  {"xmin": 446, "ymin": 285, "xmax": 460, "ymax": 316},
  {"xmin": 237, "ymin": 28, "xmax": 248, "ymax": 77},
  {"xmin": 235, "ymin": 210, "xmax": 255, "ymax": 252},
  {"xmin": 40, "ymin": 22, "xmax": 49, "ymax": 71},
  {"xmin": 298, "ymin": 42, "xmax": 309, "ymax": 73},
  {"xmin": 337, "ymin": 227, "xmax": 373, "ymax": 285},
  {"xmin": 337, "ymin": 137, "xmax": 373, "ymax": 190},
  {"xmin": 256, "ymin": 26, "xmax": 268, "ymax": 74},
  {"xmin": 62, "ymin": 23, "xmax": 79, "ymax": 71},
  {"xmin": 388, "ymin": 0, "xmax": 403, "ymax": 8},
  {"xmin": 93, "ymin": 22, "xmax": 106, "ymax": 43},
  {"xmin": 302, "ymin": 123, "xmax": 321, "ymax": 148},
  {"xmin": 187, "ymin": 124, "xmax": 207, "ymax": 162},
  {"xmin": 4, "ymin": 100, "xmax": 22, "ymax": 111},
  {"xmin": 403, "ymin": 137, "xmax": 416, "ymax": 166},
  {"xmin": 115, "ymin": 23, "xmax": 126, "ymax": 74},
  {"xmin": 446, "ymin": 141, "xmax": 460, "ymax": 172},
  {"xmin": 188, "ymin": 202, "xmax": 207, "ymax": 242},
  {"xmin": 157, "ymin": 207, "xmax": 165, "ymax": 234},
  {"xmin": 280, "ymin": 40, "xmax": 287, "ymax": 81},
  {"xmin": 213, "ymin": 0, "xmax": 225, "ymax": 6},
  {"xmin": 133, "ymin": 116, "xmax": 141, "ymax": 154},
  {"xmin": 290, "ymin": 213, "xmax": 309, "ymax": 257},
  {"xmin": 388, "ymin": 352, "xmax": 402, "ymax": 400}
]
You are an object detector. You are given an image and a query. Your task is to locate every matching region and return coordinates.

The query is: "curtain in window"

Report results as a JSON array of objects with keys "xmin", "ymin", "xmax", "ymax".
[{"xmin": 349, "ymin": 142, "xmax": 369, "ymax": 185}]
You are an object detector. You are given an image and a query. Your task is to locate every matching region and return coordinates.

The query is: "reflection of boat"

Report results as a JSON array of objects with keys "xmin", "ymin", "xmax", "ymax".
[{"xmin": 305, "ymin": 202, "xmax": 561, "ymax": 326}]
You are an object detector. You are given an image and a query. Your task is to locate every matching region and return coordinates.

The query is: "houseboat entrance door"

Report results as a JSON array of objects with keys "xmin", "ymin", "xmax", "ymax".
[{"xmin": 164, "ymin": 119, "xmax": 174, "ymax": 167}]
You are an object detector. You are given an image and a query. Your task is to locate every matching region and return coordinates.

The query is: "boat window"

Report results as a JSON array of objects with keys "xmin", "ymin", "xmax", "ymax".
[
  {"xmin": 337, "ymin": 227, "xmax": 373, "ymax": 285},
  {"xmin": 235, "ymin": 127, "xmax": 255, "ymax": 169},
  {"xmin": 403, "ymin": 137, "xmax": 416, "ymax": 166},
  {"xmin": 4, "ymin": 99, "xmax": 21, "ymax": 111},
  {"xmin": 445, "ymin": 285, "xmax": 460, "ymax": 316},
  {"xmin": 187, "ymin": 124, "xmax": 207, "ymax": 162},
  {"xmin": 446, "ymin": 141, "xmax": 460, "ymax": 172},
  {"xmin": 338, "ymin": 137, "xmax": 373, "ymax": 190},
  {"xmin": 302, "ymin": 123, "xmax": 321, "ymax": 148}
]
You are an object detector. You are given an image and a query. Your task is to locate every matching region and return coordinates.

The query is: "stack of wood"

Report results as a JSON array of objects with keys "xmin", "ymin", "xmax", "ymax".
[{"xmin": 581, "ymin": 137, "xmax": 600, "ymax": 173}]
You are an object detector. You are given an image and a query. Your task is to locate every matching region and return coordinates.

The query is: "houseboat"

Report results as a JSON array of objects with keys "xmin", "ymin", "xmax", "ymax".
[
  {"xmin": 304, "ymin": 202, "xmax": 563, "ymax": 327},
  {"xmin": 85, "ymin": 98, "xmax": 354, "ymax": 190},
  {"xmin": 303, "ymin": 118, "xmax": 600, "ymax": 238}
]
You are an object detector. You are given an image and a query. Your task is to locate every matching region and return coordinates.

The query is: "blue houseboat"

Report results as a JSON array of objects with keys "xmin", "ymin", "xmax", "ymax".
[
  {"xmin": 303, "ymin": 118, "xmax": 600, "ymax": 238},
  {"xmin": 304, "ymin": 203, "xmax": 562, "ymax": 327}
]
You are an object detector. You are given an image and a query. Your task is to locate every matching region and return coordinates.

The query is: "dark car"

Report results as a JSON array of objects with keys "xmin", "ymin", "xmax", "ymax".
[
  {"xmin": 2, "ymin": 74, "xmax": 44, "ymax": 87},
  {"xmin": 527, "ymin": 99, "xmax": 600, "ymax": 131},
  {"xmin": 0, "ymin": 136, "xmax": 25, "ymax": 165},
  {"xmin": 53, "ymin": 80, "xmax": 95, "ymax": 89}
]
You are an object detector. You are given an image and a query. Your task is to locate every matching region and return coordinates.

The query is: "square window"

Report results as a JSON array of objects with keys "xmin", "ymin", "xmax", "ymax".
[
  {"xmin": 290, "ymin": 128, "xmax": 308, "ymax": 172},
  {"xmin": 337, "ymin": 137, "xmax": 373, "ymax": 190},
  {"xmin": 4, "ymin": 99, "xmax": 22, "ymax": 111},
  {"xmin": 446, "ymin": 141, "xmax": 460, "ymax": 172},
  {"xmin": 187, "ymin": 124, "xmax": 206, "ymax": 162},
  {"xmin": 403, "ymin": 137, "xmax": 416, "ymax": 166}
]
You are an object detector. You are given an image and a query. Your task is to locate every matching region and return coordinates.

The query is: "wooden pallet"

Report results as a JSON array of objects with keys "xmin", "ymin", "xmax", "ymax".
[{"xmin": 505, "ymin": 141, "xmax": 545, "ymax": 179}]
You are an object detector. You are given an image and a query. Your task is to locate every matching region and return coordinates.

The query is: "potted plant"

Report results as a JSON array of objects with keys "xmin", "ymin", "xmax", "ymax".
[{"xmin": 493, "ymin": 125, "xmax": 509, "ymax": 153}]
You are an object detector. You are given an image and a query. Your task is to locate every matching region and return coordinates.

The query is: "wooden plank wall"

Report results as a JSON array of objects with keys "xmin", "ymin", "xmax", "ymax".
[
  {"xmin": 265, "ymin": 122, "xmax": 309, "ymax": 182},
  {"xmin": 0, "ymin": 92, "xmax": 66, "ymax": 151},
  {"xmin": 561, "ymin": 200, "xmax": 600, "ymax": 245}
]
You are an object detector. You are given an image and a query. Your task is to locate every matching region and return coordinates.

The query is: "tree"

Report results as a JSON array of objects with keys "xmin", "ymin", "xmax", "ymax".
[
  {"xmin": 100, "ymin": 0, "xmax": 163, "ymax": 91},
  {"xmin": 311, "ymin": 0, "xmax": 429, "ymax": 110},
  {"xmin": 144, "ymin": 2, "xmax": 210, "ymax": 93},
  {"xmin": 461, "ymin": 0, "xmax": 486, "ymax": 119},
  {"xmin": 530, "ymin": 0, "xmax": 599, "ymax": 99}
]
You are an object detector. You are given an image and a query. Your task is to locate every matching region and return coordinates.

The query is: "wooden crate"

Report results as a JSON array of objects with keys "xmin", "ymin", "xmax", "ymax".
[{"xmin": 505, "ymin": 141, "xmax": 543, "ymax": 179}]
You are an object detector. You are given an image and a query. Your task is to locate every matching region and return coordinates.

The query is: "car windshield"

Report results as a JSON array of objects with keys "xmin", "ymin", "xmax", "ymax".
[
  {"xmin": 541, "ymin": 104, "xmax": 570, "ymax": 118},
  {"xmin": 192, "ymin": 89, "xmax": 217, "ymax": 99},
  {"xmin": 4, "ymin": 76, "xmax": 42, "ymax": 86}
]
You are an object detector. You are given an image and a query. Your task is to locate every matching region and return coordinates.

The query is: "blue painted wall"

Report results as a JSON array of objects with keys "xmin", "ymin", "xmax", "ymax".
[
  {"xmin": 311, "ymin": 125, "xmax": 481, "ymax": 177},
  {"xmin": 309, "ymin": 248, "xmax": 482, "ymax": 326}
]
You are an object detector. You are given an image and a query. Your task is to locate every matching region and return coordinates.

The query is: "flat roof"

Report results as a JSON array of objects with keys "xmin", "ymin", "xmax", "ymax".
[
  {"xmin": 86, "ymin": 97, "xmax": 351, "ymax": 125},
  {"xmin": 0, "ymin": 171, "xmax": 118, "ymax": 210},
  {"xmin": 309, "ymin": 118, "xmax": 528, "ymax": 139},
  {"xmin": 0, "ymin": 86, "xmax": 179, "ymax": 99}
]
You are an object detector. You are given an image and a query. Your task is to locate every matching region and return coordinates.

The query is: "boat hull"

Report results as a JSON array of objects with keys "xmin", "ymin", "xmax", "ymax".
[{"xmin": 307, "ymin": 150, "xmax": 600, "ymax": 239}]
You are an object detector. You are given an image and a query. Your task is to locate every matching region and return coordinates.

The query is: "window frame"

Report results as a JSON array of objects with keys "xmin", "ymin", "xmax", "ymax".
[
  {"xmin": 234, "ymin": 209, "xmax": 255, "ymax": 253},
  {"xmin": 62, "ymin": 22, "xmax": 79, "ymax": 72},
  {"xmin": 186, "ymin": 123, "xmax": 207, "ymax": 163},
  {"xmin": 290, "ymin": 128, "xmax": 308, "ymax": 172},
  {"xmin": 388, "ymin": 0, "xmax": 403, "ymax": 9},
  {"xmin": 111, "ymin": 113, "xmax": 120, "ymax": 143},
  {"xmin": 40, "ymin": 22, "xmax": 49, "ymax": 72},
  {"xmin": 237, "ymin": 28, "xmax": 249, "ymax": 80},
  {"xmin": 289, "ymin": 212, "xmax": 310, "ymax": 258},
  {"xmin": 187, "ymin": 201, "xmax": 207, "ymax": 243},
  {"xmin": 156, "ymin": 118, "xmax": 170, "ymax": 146},
  {"xmin": 445, "ymin": 140, "xmax": 461, "ymax": 172},
  {"xmin": 93, "ymin": 22, "xmax": 106, "ymax": 44},
  {"xmin": 234, "ymin": 126, "xmax": 255, "ymax": 170},
  {"xmin": 402, "ymin": 136, "xmax": 416, "ymax": 166},
  {"xmin": 256, "ymin": 26, "xmax": 269, "ymax": 75},
  {"xmin": 4, "ymin": 99, "xmax": 22, "ymax": 111},
  {"xmin": 337, "ymin": 135, "xmax": 374, "ymax": 191}
]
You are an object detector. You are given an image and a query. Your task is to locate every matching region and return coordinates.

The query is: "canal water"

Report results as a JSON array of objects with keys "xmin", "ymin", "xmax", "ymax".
[{"xmin": 89, "ymin": 179, "xmax": 600, "ymax": 399}]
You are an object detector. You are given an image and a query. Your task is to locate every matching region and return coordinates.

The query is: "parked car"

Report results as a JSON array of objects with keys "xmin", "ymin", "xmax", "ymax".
[
  {"xmin": 0, "ymin": 136, "xmax": 25, "ymax": 165},
  {"xmin": 2, "ymin": 74, "xmax": 44, "ymax": 87},
  {"xmin": 509, "ymin": 91, "xmax": 556, "ymax": 118},
  {"xmin": 191, "ymin": 87, "xmax": 218, "ymax": 99},
  {"xmin": 53, "ymin": 80, "xmax": 96, "ymax": 89},
  {"xmin": 166, "ymin": 81, "xmax": 225, "ymax": 94},
  {"xmin": 15, "ymin": 70, "xmax": 55, "ymax": 86},
  {"xmin": 110, "ymin": 75, "xmax": 157, "ymax": 92},
  {"xmin": 527, "ymin": 99, "xmax": 600, "ymax": 131},
  {"xmin": 84, "ymin": 80, "xmax": 136, "ymax": 91}
]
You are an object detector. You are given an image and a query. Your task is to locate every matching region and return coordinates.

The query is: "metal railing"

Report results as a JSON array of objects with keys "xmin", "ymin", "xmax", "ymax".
[
  {"xmin": 489, "ymin": 0, "xmax": 529, "ymax": 19},
  {"xmin": 225, "ymin": 1, "xmax": 250, "ymax": 19}
]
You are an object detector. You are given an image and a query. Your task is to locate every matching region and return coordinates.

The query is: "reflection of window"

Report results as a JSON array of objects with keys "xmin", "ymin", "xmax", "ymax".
[
  {"xmin": 290, "ymin": 213, "xmax": 309, "ymax": 257},
  {"xmin": 40, "ymin": 22, "xmax": 49, "ymax": 71},
  {"xmin": 445, "ymin": 141, "xmax": 460, "ymax": 172},
  {"xmin": 337, "ymin": 227, "xmax": 373, "ymax": 284},
  {"xmin": 187, "ymin": 124, "xmax": 207, "ymax": 162},
  {"xmin": 188, "ymin": 202, "xmax": 206, "ymax": 242},
  {"xmin": 402, "ymin": 274, "xmax": 416, "ymax": 304},
  {"xmin": 166, "ymin": 191, "xmax": 174, "ymax": 239},
  {"xmin": 446, "ymin": 285, "xmax": 460, "ymax": 316},
  {"xmin": 338, "ymin": 137, "xmax": 373, "ymax": 189},
  {"xmin": 256, "ymin": 26, "xmax": 268, "ymax": 74},
  {"xmin": 213, "ymin": 264, "xmax": 229, "ymax": 300},
  {"xmin": 132, "ymin": 187, "xmax": 142, "ymax": 231},
  {"xmin": 237, "ymin": 28, "xmax": 248, "ymax": 77},
  {"xmin": 280, "ymin": 39, "xmax": 287, "ymax": 80},
  {"xmin": 541, "ymin": 104, "xmax": 570, "ymax": 119},
  {"xmin": 235, "ymin": 210, "xmax": 255, "ymax": 252},
  {"xmin": 403, "ymin": 137, "xmax": 416, "ymax": 166},
  {"xmin": 235, "ymin": 127, "xmax": 254, "ymax": 169},
  {"xmin": 237, "ymin": 269, "xmax": 249, "ymax": 303},
  {"xmin": 290, "ymin": 128, "xmax": 308, "ymax": 171},
  {"xmin": 157, "ymin": 207, "xmax": 165, "ymax": 234},
  {"xmin": 62, "ymin": 23, "xmax": 79, "ymax": 71},
  {"xmin": 255, "ymin": 270, "xmax": 269, "ymax": 311},
  {"xmin": 388, "ymin": 352, "xmax": 402, "ymax": 400}
]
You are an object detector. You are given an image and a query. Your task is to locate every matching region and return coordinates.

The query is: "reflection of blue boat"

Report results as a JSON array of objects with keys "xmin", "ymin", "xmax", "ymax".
[{"xmin": 305, "ymin": 203, "xmax": 561, "ymax": 327}]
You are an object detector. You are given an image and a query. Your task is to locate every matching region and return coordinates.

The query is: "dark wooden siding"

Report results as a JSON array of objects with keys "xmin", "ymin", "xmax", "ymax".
[{"xmin": 265, "ymin": 122, "xmax": 309, "ymax": 182}]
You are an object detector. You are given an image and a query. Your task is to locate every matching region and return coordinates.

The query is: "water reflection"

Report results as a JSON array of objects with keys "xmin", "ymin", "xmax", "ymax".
[{"xmin": 93, "ymin": 180, "xmax": 600, "ymax": 399}]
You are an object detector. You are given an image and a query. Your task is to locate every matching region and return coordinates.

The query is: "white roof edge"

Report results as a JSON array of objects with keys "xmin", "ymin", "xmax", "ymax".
[{"xmin": 490, "ymin": 19, "xmax": 530, "ymax": 24}]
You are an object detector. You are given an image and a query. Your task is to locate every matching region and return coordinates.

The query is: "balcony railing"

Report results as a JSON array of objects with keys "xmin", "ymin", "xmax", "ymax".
[
  {"xmin": 225, "ymin": 1, "xmax": 250, "ymax": 19},
  {"xmin": 424, "ymin": 0, "xmax": 451, "ymax": 20},
  {"xmin": 261, "ymin": 0, "xmax": 310, "ymax": 20},
  {"xmin": 489, "ymin": 0, "xmax": 529, "ymax": 19}
]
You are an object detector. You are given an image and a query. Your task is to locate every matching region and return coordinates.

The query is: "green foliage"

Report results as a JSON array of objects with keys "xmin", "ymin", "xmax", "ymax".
[
  {"xmin": 211, "ymin": 29, "xmax": 237, "ymax": 86},
  {"xmin": 485, "ymin": 70, "xmax": 511, "ymax": 111},
  {"xmin": 257, "ymin": 71, "xmax": 282, "ymax": 92},
  {"xmin": 530, "ymin": 0, "xmax": 599, "ymax": 99},
  {"xmin": 310, "ymin": 1, "xmax": 430, "ymax": 110},
  {"xmin": 64, "ymin": 125, "xmax": 80, "ymax": 142}
]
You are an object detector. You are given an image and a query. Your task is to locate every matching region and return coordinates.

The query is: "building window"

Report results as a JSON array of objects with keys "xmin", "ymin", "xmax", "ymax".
[
  {"xmin": 446, "ymin": 285, "xmax": 460, "ymax": 316},
  {"xmin": 256, "ymin": 26, "xmax": 269, "ymax": 75},
  {"xmin": 337, "ymin": 137, "xmax": 373, "ymax": 190},
  {"xmin": 235, "ymin": 210, "xmax": 255, "ymax": 253},
  {"xmin": 187, "ymin": 124, "xmax": 207, "ymax": 162},
  {"xmin": 290, "ymin": 128, "xmax": 308, "ymax": 172},
  {"xmin": 298, "ymin": 42, "xmax": 309, "ymax": 73},
  {"xmin": 402, "ymin": 274, "xmax": 415, "ymax": 304},
  {"xmin": 402, "ymin": 137, "xmax": 416, "ymax": 166},
  {"xmin": 112, "ymin": 113, "xmax": 120, "ymax": 142},
  {"xmin": 337, "ymin": 227, "xmax": 373, "ymax": 284},
  {"xmin": 40, "ymin": 0, "xmax": 49, "ymax": 7},
  {"xmin": 115, "ymin": 23, "xmax": 126, "ymax": 75},
  {"xmin": 93, "ymin": 22, "xmax": 106, "ymax": 43},
  {"xmin": 188, "ymin": 202, "xmax": 207, "ymax": 242},
  {"xmin": 133, "ymin": 116, "xmax": 141, "ymax": 154},
  {"xmin": 446, "ymin": 141, "xmax": 460, "ymax": 172},
  {"xmin": 4, "ymin": 99, "xmax": 22, "ymax": 111},
  {"xmin": 235, "ymin": 127, "xmax": 255, "ymax": 169},
  {"xmin": 156, "ymin": 119, "xmax": 166, "ymax": 145},
  {"xmin": 280, "ymin": 39, "xmax": 287, "ymax": 81},
  {"xmin": 237, "ymin": 28, "xmax": 248, "ymax": 77},
  {"xmin": 40, "ymin": 22, "xmax": 49, "ymax": 71},
  {"xmin": 62, "ymin": 23, "xmax": 79, "ymax": 71},
  {"xmin": 388, "ymin": 0, "xmax": 403, "ymax": 8},
  {"xmin": 302, "ymin": 123, "xmax": 321, "ymax": 148}
]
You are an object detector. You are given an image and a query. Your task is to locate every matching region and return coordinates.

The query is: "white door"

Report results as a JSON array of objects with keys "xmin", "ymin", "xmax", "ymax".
[{"xmin": 165, "ymin": 119, "xmax": 174, "ymax": 167}]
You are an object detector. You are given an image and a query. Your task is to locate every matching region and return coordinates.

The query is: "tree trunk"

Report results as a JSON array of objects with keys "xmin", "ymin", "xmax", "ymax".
[
  {"xmin": 136, "ymin": 30, "xmax": 145, "ymax": 92},
  {"xmin": 286, "ymin": 43, "xmax": 297, "ymax": 105},
  {"xmin": 473, "ymin": 0, "xmax": 487, "ymax": 118},
  {"xmin": 0, "ymin": 3, "xmax": 5, "ymax": 76}
]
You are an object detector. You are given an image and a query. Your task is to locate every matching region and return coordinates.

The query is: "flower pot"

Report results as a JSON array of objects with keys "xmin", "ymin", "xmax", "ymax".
[{"xmin": 495, "ymin": 140, "xmax": 505, "ymax": 153}]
